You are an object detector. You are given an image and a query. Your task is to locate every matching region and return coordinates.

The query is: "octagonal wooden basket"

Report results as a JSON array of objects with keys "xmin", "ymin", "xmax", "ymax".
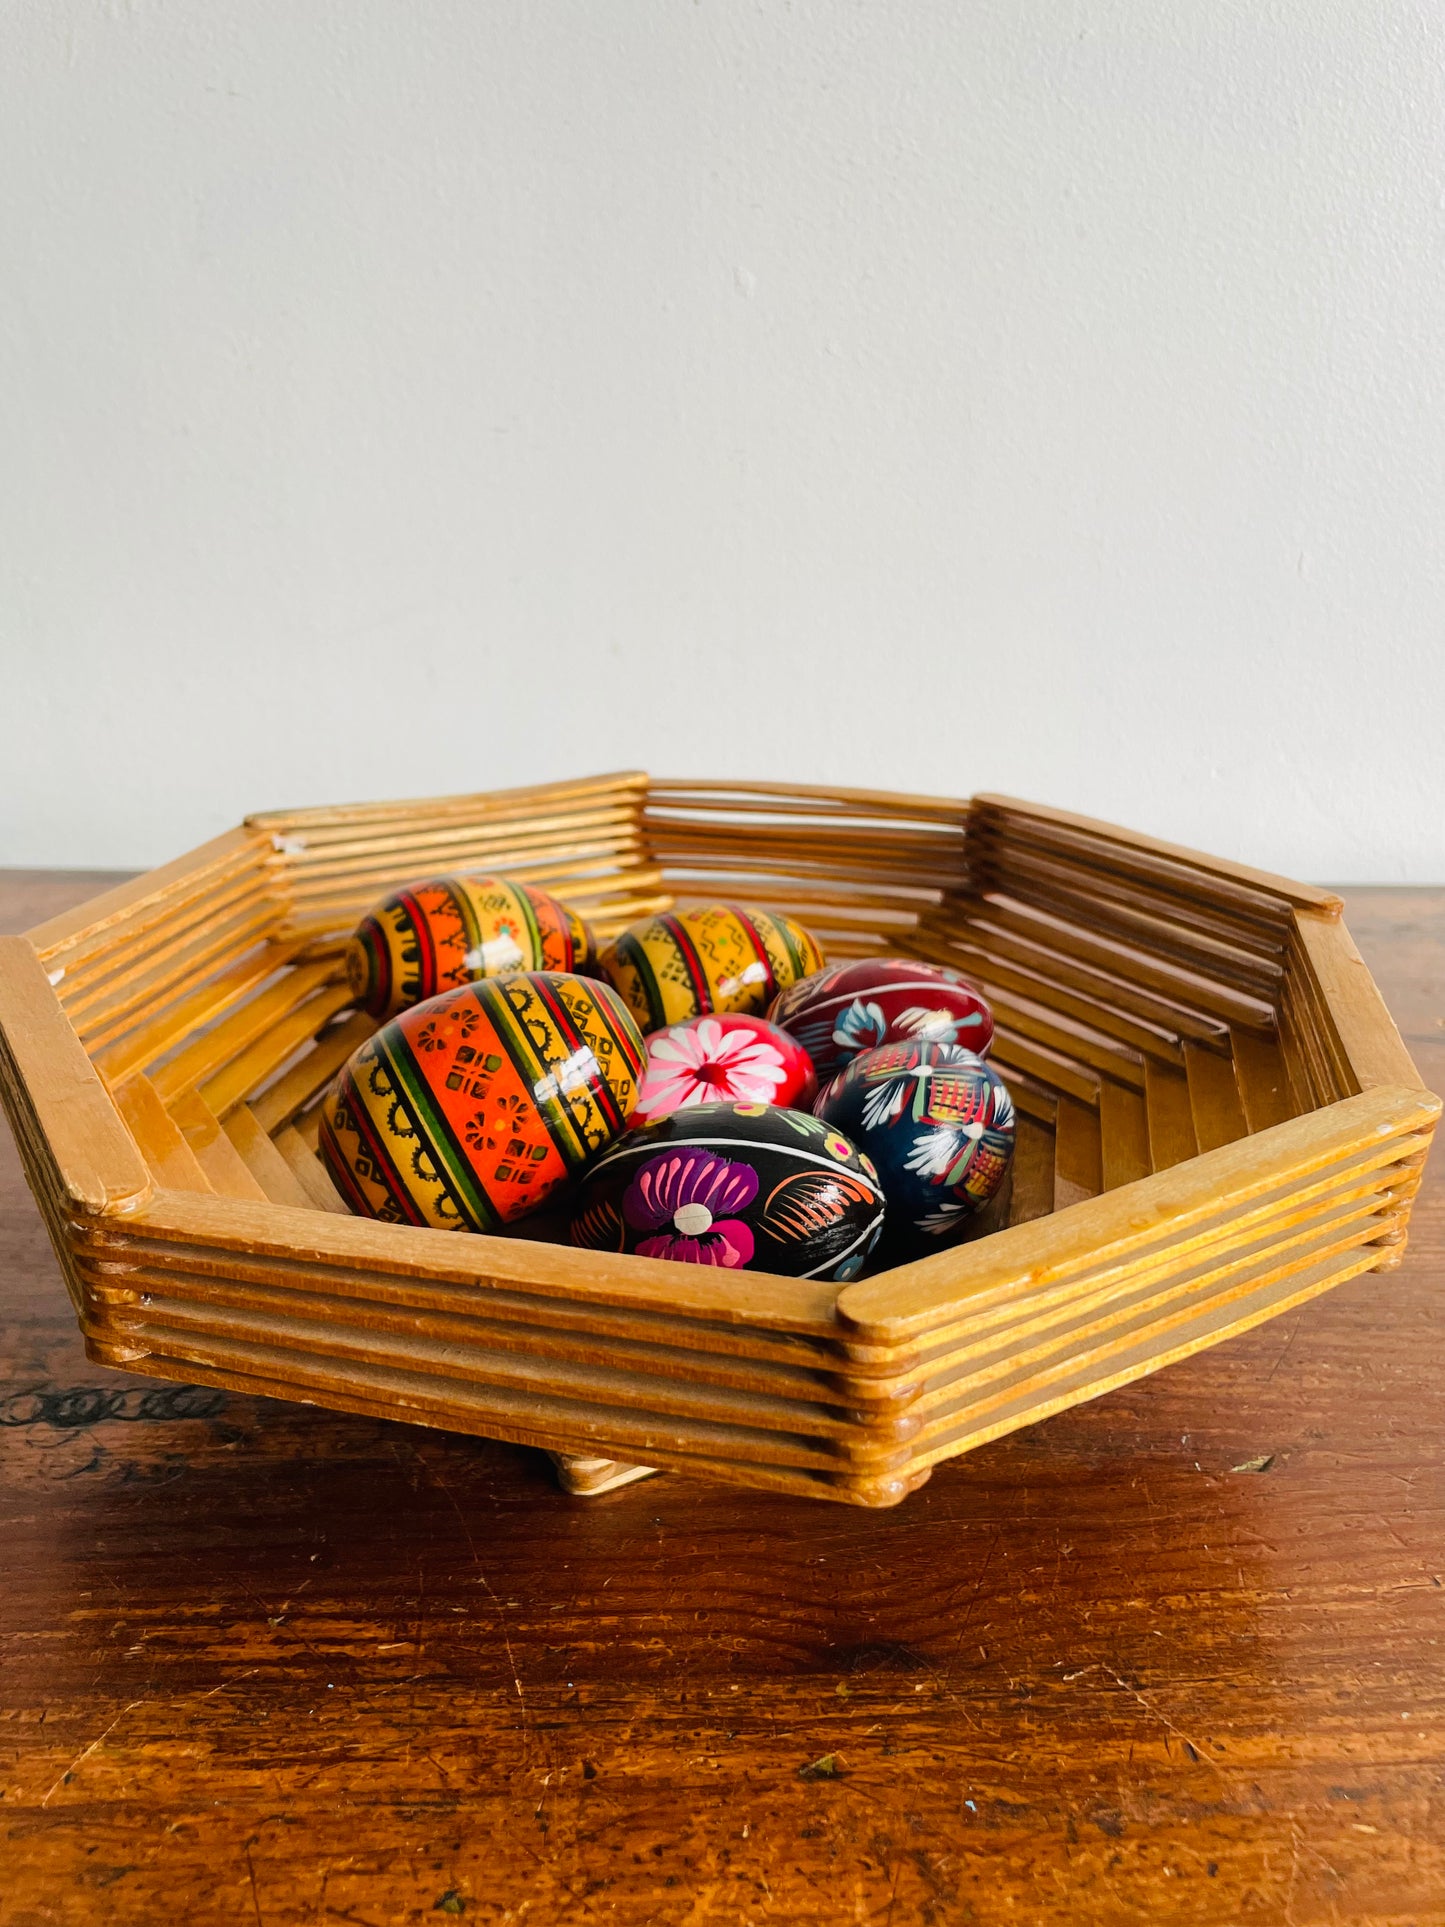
[{"xmin": 0, "ymin": 772, "xmax": 1436, "ymax": 1507}]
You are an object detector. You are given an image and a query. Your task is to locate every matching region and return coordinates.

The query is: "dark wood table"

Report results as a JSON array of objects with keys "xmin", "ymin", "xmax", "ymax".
[{"xmin": 2, "ymin": 872, "xmax": 1441, "ymax": 1927}]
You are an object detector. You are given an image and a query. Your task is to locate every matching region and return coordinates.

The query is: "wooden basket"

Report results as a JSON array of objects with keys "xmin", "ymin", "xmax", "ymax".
[{"xmin": 0, "ymin": 772, "xmax": 1436, "ymax": 1507}]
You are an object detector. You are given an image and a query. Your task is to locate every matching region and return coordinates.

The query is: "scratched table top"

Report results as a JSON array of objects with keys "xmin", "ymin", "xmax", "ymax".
[{"xmin": 1, "ymin": 871, "xmax": 1442, "ymax": 1927}]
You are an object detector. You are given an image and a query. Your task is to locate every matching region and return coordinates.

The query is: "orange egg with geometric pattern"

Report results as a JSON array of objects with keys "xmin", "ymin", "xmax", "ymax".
[
  {"xmin": 320, "ymin": 971, "xmax": 643, "ymax": 1233},
  {"xmin": 346, "ymin": 873, "xmax": 599, "ymax": 1020}
]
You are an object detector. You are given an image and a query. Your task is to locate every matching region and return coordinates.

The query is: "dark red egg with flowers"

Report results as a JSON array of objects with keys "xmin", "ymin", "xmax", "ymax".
[
  {"xmin": 770, "ymin": 956, "xmax": 994, "ymax": 1083},
  {"xmin": 633, "ymin": 1012, "xmax": 816, "ymax": 1123},
  {"xmin": 567, "ymin": 1101, "xmax": 885, "ymax": 1281}
]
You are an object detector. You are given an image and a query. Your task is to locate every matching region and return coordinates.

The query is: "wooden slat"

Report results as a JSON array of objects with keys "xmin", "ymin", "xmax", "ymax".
[
  {"xmin": 991, "ymin": 1029, "xmax": 1101, "ymax": 1107},
  {"xmin": 976, "ymin": 872, "xmax": 1283, "ymax": 998},
  {"xmin": 194, "ymin": 983, "xmax": 355, "ymax": 1119},
  {"xmin": 99, "ymin": 1348, "xmax": 918, "ymax": 1506},
  {"xmin": 283, "ymin": 823, "xmax": 646, "ymax": 890},
  {"xmin": 246, "ymin": 769, "xmax": 649, "ymax": 834},
  {"xmin": 1142, "ymin": 1059, "xmax": 1199, "ymax": 1172},
  {"xmin": 901, "ymin": 929, "xmax": 1188, "ymax": 1066},
  {"xmin": 67, "ymin": 901, "xmax": 284, "ymax": 1048},
  {"xmin": 148, "ymin": 961, "xmax": 344, "ymax": 1105},
  {"xmin": 0, "ymin": 937, "xmax": 152, "ymax": 1215},
  {"xmin": 1183, "ymin": 1040, "xmax": 1249, "ymax": 1152},
  {"xmin": 111, "ymin": 1074, "xmax": 214, "ymax": 1194},
  {"xmin": 272, "ymin": 1125, "xmax": 349, "ymax": 1214},
  {"xmin": 163, "ymin": 1089, "xmax": 270, "ymax": 1203},
  {"xmin": 970, "ymin": 834, "xmax": 1291, "ymax": 959},
  {"xmin": 894, "ymin": 1141, "xmax": 1426, "ymax": 1395},
  {"xmin": 968, "ymin": 794, "xmax": 1344, "ymax": 914},
  {"xmin": 980, "ymin": 989, "xmax": 1146, "ymax": 1090},
  {"xmin": 648, "ymin": 776, "xmax": 971, "ymax": 822},
  {"xmin": 1231, "ymin": 1028, "xmax": 1297, "ymax": 1133},
  {"xmin": 249, "ymin": 1012, "xmax": 377, "ymax": 1134},
  {"xmin": 919, "ymin": 910, "xmax": 1233, "ymax": 1046},
  {"xmin": 25, "ymin": 828, "xmax": 270, "ymax": 958},
  {"xmin": 907, "ymin": 1245, "xmax": 1385, "ymax": 1474},
  {"xmin": 116, "ymin": 1293, "xmax": 885, "ymax": 1448},
  {"xmin": 223, "ymin": 1106, "xmax": 319, "ymax": 1211},
  {"xmin": 1291, "ymin": 911, "xmax": 1427, "ymax": 1094},
  {"xmin": 79, "ymin": 1188, "xmax": 846, "ymax": 1337},
  {"xmin": 995, "ymin": 1071, "xmax": 1058, "ymax": 1127},
  {"xmin": 1007, "ymin": 1116, "xmax": 1056, "ymax": 1226},
  {"xmin": 93, "ymin": 945, "xmax": 298, "ymax": 1085},
  {"xmin": 99, "ymin": 1236, "xmax": 871, "ymax": 1384},
  {"xmin": 276, "ymin": 799, "xmax": 640, "ymax": 862},
  {"xmin": 910, "ymin": 1189, "xmax": 1404, "ymax": 1421},
  {"xmin": 1098, "ymin": 1080, "xmax": 1151, "ymax": 1191},
  {"xmin": 1053, "ymin": 1096, "xmax": 1102, "ymax": 1210},
  {"xmin": 899, "ymin": 1144, "xmax": 1420, "ymax": 1387},
  {"xmin": 956, "ymin": 896, "xmax": 1277, "ymax": 1032}
]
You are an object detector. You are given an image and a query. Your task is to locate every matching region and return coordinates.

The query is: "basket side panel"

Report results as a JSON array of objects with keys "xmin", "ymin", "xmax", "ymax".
[
  {"xmin": 837, "ymin": 1085, "xmax": 1434, "ymax": 1481},
  {"xmin": 0, "ymin": 936, "xmax": 153, "ymax": 1317},
  {"xmin": 642, "ymin": 777, "xmax": 972, "ymax": 961},
  {"xmin": 66, "ymin": 1190, "xmax": 926, "ymax": 1505},
  {"xmin": 257, "ymin": 770, "xmax": 663, "ymax": 943},
  {"xmin": 838, "ymin": 1084, "xmax": 1439, "ymax": 1344},
  {"xmin": 1289, "ymin": 909, "xmax": 1429, "ymax": 1097}
]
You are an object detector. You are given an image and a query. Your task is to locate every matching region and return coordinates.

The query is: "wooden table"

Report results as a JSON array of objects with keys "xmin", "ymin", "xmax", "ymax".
[{"xmin": 1, "ymin": 871, "xmax": 1441, "ymax": 1927}]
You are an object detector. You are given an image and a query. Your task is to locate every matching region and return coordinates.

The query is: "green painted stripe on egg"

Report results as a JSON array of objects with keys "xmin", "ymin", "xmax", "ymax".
[{"xmin": 373, "ymin": 1027, "xmax": 504, "ymax": 1232}]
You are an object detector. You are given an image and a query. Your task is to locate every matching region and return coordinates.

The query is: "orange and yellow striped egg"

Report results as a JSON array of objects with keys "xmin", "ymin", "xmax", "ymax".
[
  {"xmin": 601, "ymin": 903, "xmax": 824, "ymax": 1034},
  {"xmin": 346, "ymin": 873, "xmax": 598, "ymax": 1020},
  {"xmin": 320, "ymin": 970, "xmax": 644, "ymax": 1233}
]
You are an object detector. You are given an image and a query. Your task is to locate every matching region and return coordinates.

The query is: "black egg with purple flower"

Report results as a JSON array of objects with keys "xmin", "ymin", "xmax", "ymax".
[
  {"xmin": 567, "ymin": 1101, "xmax": 886, "ymax": 1281},
  {"xmin": 813, "ymin": 1039, "xmax": 1015, "ymax": 1261}
]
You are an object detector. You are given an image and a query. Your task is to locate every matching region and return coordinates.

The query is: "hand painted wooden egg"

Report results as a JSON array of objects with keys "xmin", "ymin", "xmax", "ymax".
[
  {"xmin": 771, "ymin": 956, "xmax": 994, "ymax": 1083},
  {"xmin": 568, "ymin": 1101, "xmax": 886, "ymax": 1281},
  {"xmin": 601, "ymin": 903, "xmax": 824, "ymax": 1034},
  {"xmin": 320, "ymin": 970, "xmax": 644, "ymax": 1232},
  {"xmin": 634, "ymin": 1013, "xmax": 817, "ymax": 1123},
  {"xmin": 346, "ymin": 873, "xmax": 599, "ymax": 1020},
  {"xmin": 813, "ymin": 1039, "xmax": 1014, "ymax": 1259}
]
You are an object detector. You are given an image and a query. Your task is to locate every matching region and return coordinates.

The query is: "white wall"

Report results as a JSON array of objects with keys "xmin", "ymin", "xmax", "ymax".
[{"xmin": 3, "ymin": 1, "xmax": 1443, "ymax": 879}]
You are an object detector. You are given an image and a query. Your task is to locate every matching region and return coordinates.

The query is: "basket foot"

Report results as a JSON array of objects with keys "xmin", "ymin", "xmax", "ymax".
[{"xmin": 548, "ymin": 1452, "xmax": 661, "ymax": 1497}]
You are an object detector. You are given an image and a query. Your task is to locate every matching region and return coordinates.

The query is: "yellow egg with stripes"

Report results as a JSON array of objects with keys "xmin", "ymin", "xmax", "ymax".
[
  {"xmin": 346, "ymin": 873, "xmax": 598, "ymax": 1020},
  {"xmin": 601, "ymin": 903, "xmax": 825, "ymax": 1035}
]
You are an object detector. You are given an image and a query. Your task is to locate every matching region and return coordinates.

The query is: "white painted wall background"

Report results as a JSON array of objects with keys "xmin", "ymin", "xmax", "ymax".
[{"xmin": 2, "ymin": 1, "xmax": 1443, "ymax": 878}]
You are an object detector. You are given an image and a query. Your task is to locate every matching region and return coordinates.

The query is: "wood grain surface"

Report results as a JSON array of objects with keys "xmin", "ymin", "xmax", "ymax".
[{"xmin": 1, "ymin": 869, "xmax": 1441, "ymax": 1927}]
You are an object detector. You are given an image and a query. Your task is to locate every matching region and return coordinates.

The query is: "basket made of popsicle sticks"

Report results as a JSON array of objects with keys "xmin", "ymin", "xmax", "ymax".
[{"xmin": 0, "ymin": 773, "xmax": 1436, "ymax": 1508}]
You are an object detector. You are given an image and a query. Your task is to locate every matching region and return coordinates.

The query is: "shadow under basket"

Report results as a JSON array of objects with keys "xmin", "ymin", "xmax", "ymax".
[{"xmin": 0, "ymin": 772, "xmax": 1436, "ymax": 1508}]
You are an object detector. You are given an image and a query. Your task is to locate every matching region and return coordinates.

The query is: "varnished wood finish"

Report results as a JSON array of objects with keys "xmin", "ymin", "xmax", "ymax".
[
  {"xmin": 0, "ymin": 780, "xmax": 1435, "ymax": 1509},
  {"xmin": 1, "ymin": 869, "xmax": 1443, "ymax": 1922}
]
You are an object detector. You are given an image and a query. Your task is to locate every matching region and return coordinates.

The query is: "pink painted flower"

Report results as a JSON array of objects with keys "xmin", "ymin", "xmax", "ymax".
[
  {"xmin": 636, "ymin": 1016, "xmax": 792, "ymax": 1120},
  {"xmin": 623, "ymin": 1147, "xmax": 758, "ymax": 1266}
]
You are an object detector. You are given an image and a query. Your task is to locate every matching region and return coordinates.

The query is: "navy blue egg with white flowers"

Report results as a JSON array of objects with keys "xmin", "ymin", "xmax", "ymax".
[
  {"xmin": 567, "ymin": 1101, "xmax": 886, "ymax": 1281},
  {"xmin": 813, "ymin": 1039, "xmax": 1015, "ymax": 1259}
]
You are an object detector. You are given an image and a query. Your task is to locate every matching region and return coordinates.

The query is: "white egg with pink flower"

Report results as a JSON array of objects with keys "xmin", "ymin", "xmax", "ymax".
[{"xmin": 634, "ymin": 1012, "xmax": 817, "ymax": 1122}]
